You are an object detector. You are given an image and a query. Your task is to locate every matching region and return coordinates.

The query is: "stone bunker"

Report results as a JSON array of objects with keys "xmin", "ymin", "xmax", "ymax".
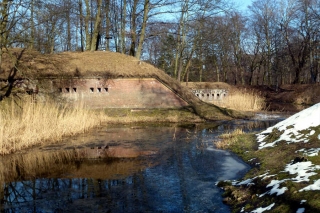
[
  {"xmin": 191, "ymin": 89, "xmax": 228, "ymax": 101},
  {"xmin": 47, "ymin": 77, "xmax": 189, "ymax": 108}
]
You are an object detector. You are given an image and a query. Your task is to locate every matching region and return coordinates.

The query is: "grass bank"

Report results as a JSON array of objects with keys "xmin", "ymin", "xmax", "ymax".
[
  {"xmin": 101, "ymin": 107, "xmax": 204, "ymax": 123},
  {"xmin": 216, "ymin": 128, "xmax": 320, "ymax": 213},
  {"xmin": 0, "ymin": 97, "xmax": 204, "ymax": 155}
]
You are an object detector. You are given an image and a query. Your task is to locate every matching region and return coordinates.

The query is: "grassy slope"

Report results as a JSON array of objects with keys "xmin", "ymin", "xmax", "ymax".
[
  {"xmin": 0, "ymin": 49, "xmax": 252, "ymax": 120},
  {"xmin": 217, "ymin": 127, "xmax": 320, "ymax": 213}
]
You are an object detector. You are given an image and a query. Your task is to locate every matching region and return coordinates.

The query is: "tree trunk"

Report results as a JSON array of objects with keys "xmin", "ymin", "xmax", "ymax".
[
  {"xmin": 129, "ymin": 0, "xmax": 138, "ymax": 56},
  {"xmin": 79, "ymin": 0, "xmax": 84, "ymax": 51},
  {"xmin": 30, "ymin": 0, "xmax": 35, "ymax": 49},
  {"xmin": 49, "ymin": 21, "xmax": 56, "ymax": 54},
  {"xmin": 135, "ymin": 0, "xmax": 149, "ymax": 59},
  {"xmin": 84, "ymin": 0, "xmax": 91, "ymax": 50},
  {"xmin": 105, "ymin": 0, "xmax": 110, "ymax": 51},
  {"xmin": 174, "ymin": 1, "xmax": 188, "ymax": 79},
  {"xmin": 66, "ymin": 1, "xmax": 72, "ymax": 51},
  {"xmin": 120, "ymin": 0, "xmax": 126, "ymax": 53},
  {"xmin": 0, "ymin": 0, "xmax": 9, "ymax": 70},
  {"xmin": 90, "ymin": 0, "xmax": 102, "ymax": 51}
]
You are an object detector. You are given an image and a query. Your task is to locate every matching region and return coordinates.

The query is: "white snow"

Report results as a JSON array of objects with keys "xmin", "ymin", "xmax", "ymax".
[
  {"xmin": 235, "ymin": 178, "xmax": 255, "ymax": 186},
  {"xmin": 266, "ymin": 179, "xmax": 288, "ymax": 196},
  {"xmin": 299, "ymin": 179, "xmax": 320, "ymax": 191},
  {"xmin": 256, "ymin": 103, "xmax": 320, "ymax": 149},
  {"xmin": 284, "ymin": 161, "xmax": 320, "ymax": 182},
  {"xmin": 297, "ymin": 148, "xmax": 320, "ymax": 156},
  {"xmin": 250, "ymin": 203, "xmax": 275, "ymax": 213},
  {"xmin": 300, "ymin": 200, "xmax": 307, "ymax": 204},
  {"xmin": 235, "ymin": 103, "xmax": 320, "ymax": 212},
  {"xmin": 309, "ymin": 130, "xmax": 315, "ymax": 135}
]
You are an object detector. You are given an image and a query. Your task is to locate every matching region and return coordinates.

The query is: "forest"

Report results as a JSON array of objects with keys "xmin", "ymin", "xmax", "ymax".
[{"xmin": 1, "ymin": 0, "xmax": 320, "ymax": 86}]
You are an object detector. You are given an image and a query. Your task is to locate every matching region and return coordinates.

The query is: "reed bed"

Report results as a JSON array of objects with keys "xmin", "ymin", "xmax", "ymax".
[
  {"xmin": 0, "ymin": 97, "xmax": 106, "ymax": 155},
  {"xmin": 214, "ymin": 128, "xmax": 245, "ymax": 149},
  {"xmin": 214, "ymin": 90, "xmax": 265, "ymax": 111}
]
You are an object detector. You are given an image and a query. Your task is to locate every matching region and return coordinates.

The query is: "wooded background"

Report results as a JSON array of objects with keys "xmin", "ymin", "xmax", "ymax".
[{"xmin": 1, "ymin": 0, "xmax": 320, "ymax": 86}]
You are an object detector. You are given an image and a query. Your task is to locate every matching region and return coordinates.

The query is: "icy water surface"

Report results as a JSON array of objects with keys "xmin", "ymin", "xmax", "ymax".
[{"xmin": 0, "ymin": 120, "xmax": 281, "ymax": 213}]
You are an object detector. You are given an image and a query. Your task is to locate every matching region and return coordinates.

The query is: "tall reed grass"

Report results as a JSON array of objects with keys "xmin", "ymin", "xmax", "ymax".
[
  {"xmin": 214, "ymin": 128, "xmax": 245, "ymax": 149},
  {"xmin": 0, "ymin": 97, "xmax": 106, "ymax": 155},
  {"xmin": 214, "ymin": 90, "xmax": 265, "ymax": 111}
]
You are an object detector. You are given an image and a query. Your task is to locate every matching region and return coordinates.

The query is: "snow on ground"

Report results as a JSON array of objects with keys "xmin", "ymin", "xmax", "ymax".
[
  {"xmin": 296, "ymin": 147, "xmax": 320, "ymax": 156},
  {"xmin": 250, "ymin": 203, "xmax": 275, "ymax": 213},
  {"xmin": 256, "ymin": 103, "xmax": 320, "ymax": 149},
  {"xmin": 236, "ymin": 103, "xmax": 320, "ymax": 212}
]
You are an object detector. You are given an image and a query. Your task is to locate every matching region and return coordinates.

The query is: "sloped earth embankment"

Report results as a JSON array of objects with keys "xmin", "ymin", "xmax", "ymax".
[
  {"xmin": 218, "ymin": 103, "xmax": 320, "ymax": 213},
  {"xmin": 238, "ymin": 84, "xmax": 320, "ymax": 113}
]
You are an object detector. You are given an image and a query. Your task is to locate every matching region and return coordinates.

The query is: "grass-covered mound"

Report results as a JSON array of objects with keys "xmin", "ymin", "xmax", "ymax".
[
  {"xmin": 217, "ymin": 103, "xmax": 320, "ymax": 213},
  {"xmin": 0, "ymin": 48, "xmax": 252, "ymax": 120}
]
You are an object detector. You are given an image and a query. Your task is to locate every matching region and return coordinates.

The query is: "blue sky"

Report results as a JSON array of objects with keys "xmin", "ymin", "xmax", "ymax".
[{"xmin": 235, "ymin": 0, "xmax": 252, "ymax": 11}]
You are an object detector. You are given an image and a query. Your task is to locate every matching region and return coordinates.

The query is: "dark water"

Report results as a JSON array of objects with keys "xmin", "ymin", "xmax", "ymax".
[{"xmin": 0, "ymin": 119, "xmax": 282, "ymax": 213}]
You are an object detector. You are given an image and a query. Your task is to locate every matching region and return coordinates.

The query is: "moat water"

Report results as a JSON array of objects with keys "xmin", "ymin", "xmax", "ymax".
[{"xmin": 0, "ymin": 118, "xmax": 283, "ymax": 213}]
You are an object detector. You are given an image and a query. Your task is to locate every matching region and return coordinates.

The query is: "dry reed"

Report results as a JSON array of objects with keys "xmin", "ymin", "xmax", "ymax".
[
  {"xmin": 214, "ymin": 90, "xmax": 265, "ymax": 111},
  {"xmin": 0, "ymin": 97, "xmax": 106, "ymax": 155},
  {"xmin": 214, "ymin": 128, "xmax": 245, "ymax": 149}
]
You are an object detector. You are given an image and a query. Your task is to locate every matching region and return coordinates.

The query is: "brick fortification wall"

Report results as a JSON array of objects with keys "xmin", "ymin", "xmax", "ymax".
[{"xmin": 49, "ymin": 78, "xmax": 188, "ymax": 108}]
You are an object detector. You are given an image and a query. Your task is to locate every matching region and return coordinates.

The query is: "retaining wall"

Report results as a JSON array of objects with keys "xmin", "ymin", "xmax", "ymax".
[{"xmin": 47, "ymin": 78, "xmax": 188, "ymax": 108}]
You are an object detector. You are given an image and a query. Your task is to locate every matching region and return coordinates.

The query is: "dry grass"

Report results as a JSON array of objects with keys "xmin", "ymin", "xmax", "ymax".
[
  {"xmin": 0, "ymin": 96, "xmax": 106, "ymax": 155},
  {"xmin": 215, "ymin": 128, "xmax": 245, "ymax": 149},
  {"xmin": 214, "ymin": 90, "xmax": 266, "ymax": 111},
  {"xmin": 0, "ymin": 96, "xmax": 203, "ymax": 155},
  {"xmin": 102, "ymin": 108, "xmax": 204, "ymax": 123},
  {"xmin": 294, "ymin": 95, "xmax": 312, "ymax": 105}
]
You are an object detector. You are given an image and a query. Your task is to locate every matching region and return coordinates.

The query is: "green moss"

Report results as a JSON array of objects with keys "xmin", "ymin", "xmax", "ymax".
[
  {"xmin": 264, "ymin": 128, "xmax": 284, "ymax": 143},
  {"xmin": 286, "ymin": 125, "xmax": 294, "ymax": 129},
  {"xmin": 309, "ymin": 155, "xmax": 320, "ymax": 165},
  {"xmin": 101, "ymin": 107, "xmax": 204, "ymax": 123}
]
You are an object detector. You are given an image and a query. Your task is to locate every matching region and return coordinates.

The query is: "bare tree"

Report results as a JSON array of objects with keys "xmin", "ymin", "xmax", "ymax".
[{"xmin": 249, "ymin": 0, "xmax": 278, "ymax": 85}]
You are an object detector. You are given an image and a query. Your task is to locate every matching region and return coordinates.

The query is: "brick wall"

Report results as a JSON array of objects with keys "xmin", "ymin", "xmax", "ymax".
[{"xmin": 49, "ymin": 78, "xmax": 188, "ymax": 108}]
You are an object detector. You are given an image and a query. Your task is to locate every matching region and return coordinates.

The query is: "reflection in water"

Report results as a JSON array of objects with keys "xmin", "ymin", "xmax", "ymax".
[{"xmin": 0, "ymin": 120, "xmax": 281, "ymax": 213}]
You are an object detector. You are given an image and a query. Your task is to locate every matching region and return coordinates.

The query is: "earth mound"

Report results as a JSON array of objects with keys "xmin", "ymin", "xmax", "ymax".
[{"xmin": 0, "ymin": 48, "xmax": 251, "ymax": 120}]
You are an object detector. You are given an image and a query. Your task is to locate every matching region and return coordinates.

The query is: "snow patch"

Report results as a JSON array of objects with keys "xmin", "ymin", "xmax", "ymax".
[
  {"xmin": 309, "ymin": 130, "xmax": 315, "ymax": 135},
  {"xmin": 300, "ymin": 200, "xmax": 307, "ymax": 204},
  {"xmin": 266, "ymin": 179, "xmax": 288, "ymax": 196},
  {"xmin": 256, "ymin": 103, "xmax": 320, "ymax": 149},
  {"xmin": 251, "ymin": 203, "xmax": 275, "ymax": 213},
  {"xmin": 284, "ymin": 161, "xmax": 320, "ymax": 182},
  {"xmin": 297, "ymin": 148, "xmax": 320, "ymax": 157},
  {"xmin": 299, "ymin": 179, "xmax": 320, "ymax": 191}
]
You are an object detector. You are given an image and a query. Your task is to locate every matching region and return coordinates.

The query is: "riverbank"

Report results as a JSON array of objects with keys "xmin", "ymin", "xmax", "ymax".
[
  {"xmin": 0, "ymin": 96, "xmax": 206, "ymax": 155},
  {"xmin": 217, "ymin": 103, "xmax": 320, "ymax": 213}
]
